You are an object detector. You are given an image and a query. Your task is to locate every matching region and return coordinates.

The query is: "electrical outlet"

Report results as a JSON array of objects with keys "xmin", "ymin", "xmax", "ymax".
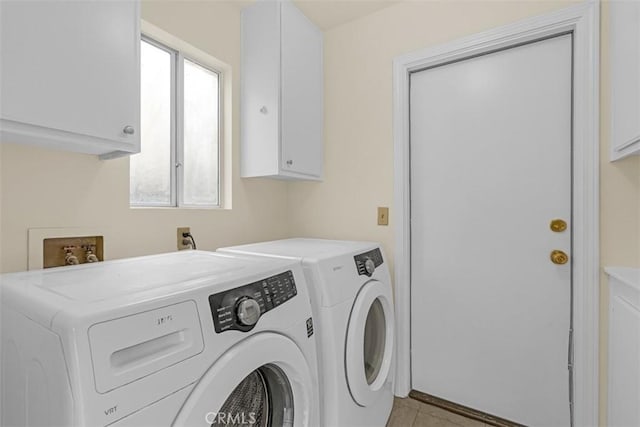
[
  {"xmin": 378, "ymin": 207, "xmax": 389, "ymax": 226},
  {"xmin": 177, "ymin": 227, "xmax": 191, "ymax": 250}
]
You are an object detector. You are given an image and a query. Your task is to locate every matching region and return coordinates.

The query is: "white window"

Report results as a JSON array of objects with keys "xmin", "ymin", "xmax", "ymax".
[{"xmin": 130, "ymin": 35, "xmax": 221, "ymax": 207}]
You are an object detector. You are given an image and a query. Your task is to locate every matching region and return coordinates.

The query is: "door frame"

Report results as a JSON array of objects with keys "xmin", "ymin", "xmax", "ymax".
[{"xmin": 392, "ymin": 2, "xmax": 600, "ymax": 426}]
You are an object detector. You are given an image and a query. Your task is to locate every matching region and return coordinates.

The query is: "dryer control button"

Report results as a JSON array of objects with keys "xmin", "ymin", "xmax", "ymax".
[
  {"xmin": 236, "ymin": 298, "xmax": 261, "ymax": 326},
  {"xmin": 365, "ymin": 258, "xmax": 376, "ymax": 275}
]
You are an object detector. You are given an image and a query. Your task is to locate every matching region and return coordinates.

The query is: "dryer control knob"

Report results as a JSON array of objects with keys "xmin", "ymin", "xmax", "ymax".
[
  {"xmin": 236, "ymin": 298, "xmax": 261, "ymax": 326},
  {"xmin": 365, "ymin": 258, "xmax": 376, "ymax": 275}
]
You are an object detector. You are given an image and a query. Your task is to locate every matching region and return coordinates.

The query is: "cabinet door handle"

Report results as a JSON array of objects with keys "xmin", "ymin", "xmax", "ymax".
[
  {"xmin": 286, "ymin": 160, "xmax": 293, "ymax": 166},
  {"xmin": 123, "ymin": 126, "xmax": 135, "ymax": 135}
]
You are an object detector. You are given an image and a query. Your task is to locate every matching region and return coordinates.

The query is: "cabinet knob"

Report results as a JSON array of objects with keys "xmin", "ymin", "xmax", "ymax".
[
  {"xmin": 123, "ymin": 126, "xmax": 135, "ymax": 135},
  {"xmin": 260, "ymin": 106, "xmax": 268, "ymax": 115},
  {"xmin": 286, "ymin": 159, "xmax": 293, "ymax": 166}
]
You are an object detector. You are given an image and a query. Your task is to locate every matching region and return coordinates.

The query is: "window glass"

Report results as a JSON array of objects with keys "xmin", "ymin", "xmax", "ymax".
[
  {"xmin": 182, "ymin": 59, "xmax": 219, "ymax": 206},
  {"xmin": 130, "ymin": 40, "xmax": 172, "ymax": 205},
  {"xmin": 131, "ymin": 36, "xmax": 223, "ymax": 208}
]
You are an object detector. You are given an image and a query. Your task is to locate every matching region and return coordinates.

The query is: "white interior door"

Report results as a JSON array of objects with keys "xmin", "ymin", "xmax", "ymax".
[{"xmin": 409, "ymin": 34, "xmax": 572, "ymax": 426}]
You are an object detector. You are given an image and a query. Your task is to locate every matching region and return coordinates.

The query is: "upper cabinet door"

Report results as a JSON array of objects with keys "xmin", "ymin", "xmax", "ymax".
[
  {"xmin": 280, "ymin": 1, "xmax": 323, "ymax": 179},
  {"xmin": 610, "ymin": 0, "xmax": 640, "ymax": 161},
  {"xmin": 0, "ymin": 0, "xmax": 140, "ymax": 158},
  {"xmin": 241, "ymin": 0, "xmax": 323, "ymax": 180}
]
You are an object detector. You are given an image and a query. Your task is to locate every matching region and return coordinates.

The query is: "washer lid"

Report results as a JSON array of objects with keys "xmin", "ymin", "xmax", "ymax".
[
  {"xmin": 219, "ymin": 239, "xmax": 391, "ymax": 306},
  {"xmin": 27, "ymin": 251, "xmax": 250, "ymax": 301},
  {"xmin": 0, "ymin": 251, "xmax": 294, "ymax": 327},
  {"xmin": 220, "ymin": 238, "xmax": 379, "ymax": 261},
  {"xmin": 173, "ymin": 332, "xmax": 316, "ymax": 427}
]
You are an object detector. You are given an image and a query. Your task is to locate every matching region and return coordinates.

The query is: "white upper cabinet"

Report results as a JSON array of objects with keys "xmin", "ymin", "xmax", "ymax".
[
  {"xmin": 610, "ymin": 0, "xmax": 640, "ymax": 161},
  {"xmin": 241, "ymin": 0, "xmax": 323, "ymax": 180},
  {"xmin": 0, "ymin": 0, "xmax": 140, "ymax": 159}
]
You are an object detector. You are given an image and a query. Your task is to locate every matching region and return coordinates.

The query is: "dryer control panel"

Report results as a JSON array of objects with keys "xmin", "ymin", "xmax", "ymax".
[
  {"xmin": 209, "ymin": 270, "xmax": 297, "ymax": 333},
  {"xmin": 354, "ymin": 248, "xmax": 384, "ymax": 277}
]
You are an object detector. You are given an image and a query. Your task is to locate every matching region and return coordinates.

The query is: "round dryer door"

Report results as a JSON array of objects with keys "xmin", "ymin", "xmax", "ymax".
[
  {"xmin": 173, "ymin": 333, "xmax": 315, "ymax": 427},
  {"xmin": 345, "ymin": 280, "xmax": 395, "ymax": 407}
]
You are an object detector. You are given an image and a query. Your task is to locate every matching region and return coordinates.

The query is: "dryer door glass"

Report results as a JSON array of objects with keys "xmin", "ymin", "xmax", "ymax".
[
  {"xmin": 345, "ymin": 280, "xmax": 395, "ymax": 406},
  {"xmin": 212, "ymin": 364, "xmax": 293, "ymax": 427},
  {"xmin": 364, "ymin": 298, "xmax": 386, "ymax": 385}
]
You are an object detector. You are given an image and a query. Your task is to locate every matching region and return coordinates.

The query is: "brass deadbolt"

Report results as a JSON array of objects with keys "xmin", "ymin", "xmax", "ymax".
[
  {"xmin": 550, "ymin": 250, "xmax": 569, "ymax": 265},
  {"xmin": 550, "ymin": 219, "xmax": 567, "ymax": 232}
]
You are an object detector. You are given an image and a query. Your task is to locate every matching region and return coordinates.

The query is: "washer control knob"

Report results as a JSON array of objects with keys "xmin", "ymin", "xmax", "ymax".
[
  {"xmin": 364, "ymin": 258, "xmax": 376, "ymax": 275},
  {"xmin": 236, "ymin": 298, "xmax": 261, "ymax": 326}
]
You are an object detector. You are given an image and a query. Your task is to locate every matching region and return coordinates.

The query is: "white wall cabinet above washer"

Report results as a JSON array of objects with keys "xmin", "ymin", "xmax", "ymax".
[
  {"xmin": 610, "ymin": 0, "xmax": 640, "ymax": 161},
  {"xmin": 241, "ymin": 0, "xmax": 323, "ymax": 180},
  {"xmin": 0, "ymin": 0, "xmax": 140, "ymax": 159}
]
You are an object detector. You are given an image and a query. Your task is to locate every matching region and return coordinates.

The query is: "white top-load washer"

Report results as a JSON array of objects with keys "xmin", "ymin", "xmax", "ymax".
[
  {"xmin": 219, "ymin": 239, "xmax": 395, "ymax": 427},
  {"xmin": 0, "ymin": 250, "xmax": 319, "ymax": 427}
]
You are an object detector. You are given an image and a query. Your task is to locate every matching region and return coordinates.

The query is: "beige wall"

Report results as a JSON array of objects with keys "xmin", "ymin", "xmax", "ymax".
[
  {"xmin": 1, "ymin": 0, "xmax": 639, "ymax": 424},
  {"xmin": 0, "ymin": 1, "xmax": 291, "ymax": 273},
  {"xmin": 289, "ymin": 0, "xmax": 585, "ymax": 271},
  {"xmin": 287, "ymin": 1, "xmax": 640, "ymax": 425}
]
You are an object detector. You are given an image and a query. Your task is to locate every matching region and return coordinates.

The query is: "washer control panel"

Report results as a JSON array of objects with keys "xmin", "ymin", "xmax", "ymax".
[
  {"xmin": 209, "ymin": 270, "xmax": 297, "ymax": 333},
  {"xmin": 354, "ymin": 248, "xmax": 384, "ymax": 277}
]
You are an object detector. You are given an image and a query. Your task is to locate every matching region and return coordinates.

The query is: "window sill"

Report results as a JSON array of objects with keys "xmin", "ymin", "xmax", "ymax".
[{"xmin": 129, "ymin": 205, "xmax": 229, "ymax": 211}]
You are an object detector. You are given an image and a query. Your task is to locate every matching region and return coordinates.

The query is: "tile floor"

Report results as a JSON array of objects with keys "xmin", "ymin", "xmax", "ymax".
[{"xmin": 387, "ymin": 397, "xmax": 487, "ymax": 427}]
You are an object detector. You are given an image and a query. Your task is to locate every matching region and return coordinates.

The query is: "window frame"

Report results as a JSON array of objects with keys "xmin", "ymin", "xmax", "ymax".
[{"xmin": 132, "ymin": 33, "xmax": 223, "ymax": 209}]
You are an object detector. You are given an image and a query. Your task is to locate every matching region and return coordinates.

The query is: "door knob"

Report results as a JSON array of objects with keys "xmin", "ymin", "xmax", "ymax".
[
  {"xmin": 550, "ymin": 250, "xmax": 569, "ymax": 265},
  {"xmin": 550, "ymin": 219, "xmax": 567, "ymax": 232}
]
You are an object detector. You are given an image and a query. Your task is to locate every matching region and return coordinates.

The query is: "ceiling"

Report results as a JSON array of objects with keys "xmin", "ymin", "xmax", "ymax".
[
  {"xmin": 232, "ymin": 0, "xmax": 402, "ymax": 30},
  {"xmin": 293, "ymin": 0, "xmax": 402, "ymax": 30}
]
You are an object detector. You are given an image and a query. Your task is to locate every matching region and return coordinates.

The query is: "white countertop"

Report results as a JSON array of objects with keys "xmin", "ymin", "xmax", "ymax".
[{"xmin": 605, "ymin": 267, "xmax": 640, "ymax": 291}]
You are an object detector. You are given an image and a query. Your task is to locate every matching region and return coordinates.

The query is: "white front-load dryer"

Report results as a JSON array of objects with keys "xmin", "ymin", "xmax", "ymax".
[
  {"xmin": 220, "ymin": 239, "xmax": 395, "ymax": 427},
  {"xmin": 0, "ymin": 250, "xmax": 319, "ymax": 427}
]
